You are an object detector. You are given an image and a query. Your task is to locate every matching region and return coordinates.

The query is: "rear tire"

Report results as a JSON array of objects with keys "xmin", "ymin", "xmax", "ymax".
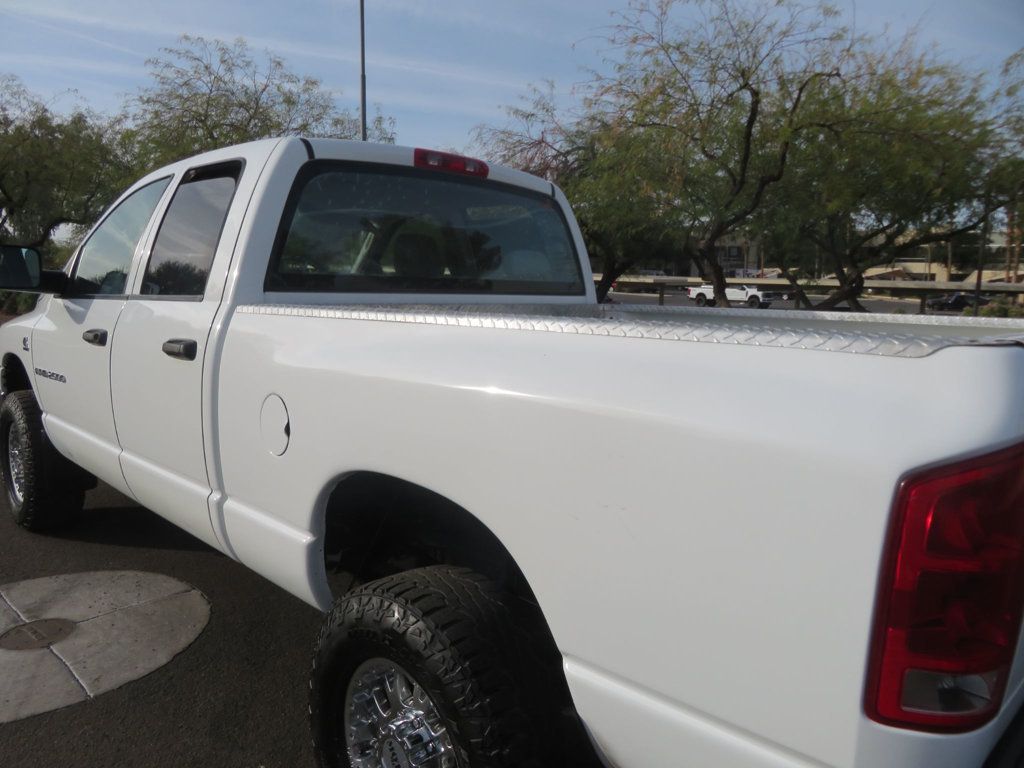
[
  {"xmin": 310, "ymin": 566, "xmax": 577, "ymax": 768},
  {"xmin": 694, "ymin": 294, "xmax": 708, "ymax": 306},
  {"xmin": 747, "ymin": 296, "xmax": 760, "ymax": 309},
  {"xmin": 0, "ymin": 390, "xmax": 85, "ymax": 531}
]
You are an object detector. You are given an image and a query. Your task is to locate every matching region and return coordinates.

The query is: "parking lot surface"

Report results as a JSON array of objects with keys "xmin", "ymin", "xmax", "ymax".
[{"xmin": 0, "ymin": 482, "xmax": 322, "ymax": 768}]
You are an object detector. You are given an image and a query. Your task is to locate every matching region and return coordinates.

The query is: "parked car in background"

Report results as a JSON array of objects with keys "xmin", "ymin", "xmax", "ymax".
[
  {"xmin": 926, "ymin": 292, "xmax": 990, "ymax": 312},
  {"xmin": 686, "ymin": 283, "xmax": 788, "ymax": 308}
]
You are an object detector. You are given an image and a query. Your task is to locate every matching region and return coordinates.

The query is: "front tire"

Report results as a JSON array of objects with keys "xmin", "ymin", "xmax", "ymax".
[
  {"xmin": 310, "ymin": 566, "xmax": 562, "ymax": 768},
  {"xmin": 0, "ymin": 390, "xmax": 85, "ymax": 531},
  {"xmin": 746, "ymin": 296, "xmax": 760, "ymax": 309}
]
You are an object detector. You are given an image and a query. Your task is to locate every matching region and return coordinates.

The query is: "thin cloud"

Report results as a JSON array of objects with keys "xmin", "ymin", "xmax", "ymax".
[
  {"xmin": 2, "ymin": 2, "xmax": 534, "ymax": 92},
  {"xmin": 0, "ymin": 53, "xmax": 145, "ymax": 79},
  {"xmin": 0, "ymin": 2, "xmax": 168, "ymax": 39},
  {"xmin": 323, "ymin": 81, "xmax": 510, "ymax": 121},
  {"xmin": 242, "ymin": 34, "xmax": 530, "ymax": 91},
  {"xmin": 334, "ymin": 0, "xmax": 575, "ymax": 45},
  {"xmin": 0, "ymin": 8, "xmax": 148, "ymax": 58}
]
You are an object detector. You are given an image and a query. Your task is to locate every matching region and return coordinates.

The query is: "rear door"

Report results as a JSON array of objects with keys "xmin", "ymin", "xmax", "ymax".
[
  {"xmin": 31, "ymin": 177, "xmax": 172, "ymax": 495},
  {"xmin": 110, "ymin": 161, "xmax": 244, "ymax": 550}
]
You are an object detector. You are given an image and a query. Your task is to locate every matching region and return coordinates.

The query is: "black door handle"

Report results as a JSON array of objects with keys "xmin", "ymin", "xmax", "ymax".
[
  {"xmin": 82, "ymin": 329, "xmax": 108, "ymax": 346},
  {"xmin": 162, "ymin": 339, "xmax": 197, "ymax": 361}
]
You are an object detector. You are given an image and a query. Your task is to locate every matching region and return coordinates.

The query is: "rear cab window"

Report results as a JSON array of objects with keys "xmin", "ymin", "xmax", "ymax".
[{"xmin": 265, "ymin": 162, "xmax": 584, "ymax": 296}]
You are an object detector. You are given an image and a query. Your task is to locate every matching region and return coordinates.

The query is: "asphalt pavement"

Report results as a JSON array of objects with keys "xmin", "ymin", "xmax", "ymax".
[{"xmin": 0, "ymin": 482, "xmax": 323, "ymax": 768}]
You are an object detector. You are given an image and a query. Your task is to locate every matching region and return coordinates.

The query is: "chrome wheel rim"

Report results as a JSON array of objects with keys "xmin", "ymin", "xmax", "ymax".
[
  {"xmin": 344, "ymin": 658, "xmax": 457, "ymax": 768},
  {"xmin": 7, "ymin": 422, "xmax": 27, "ymax": 504}
]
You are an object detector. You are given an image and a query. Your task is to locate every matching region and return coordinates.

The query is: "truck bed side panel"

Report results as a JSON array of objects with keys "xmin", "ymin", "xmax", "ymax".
[{"xmin": 214, "ymin": 309, "xmax": 1024, "ymax": 768}]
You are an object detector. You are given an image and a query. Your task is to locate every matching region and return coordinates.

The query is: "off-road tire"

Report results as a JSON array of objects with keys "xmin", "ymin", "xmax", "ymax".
[
  {"xmin": 0, "ymin": 390, "xmax": 85, "ymax": 531},
  {"xmin": 310, "ymin": 565, "xmax": 567, "ymax": 768}
]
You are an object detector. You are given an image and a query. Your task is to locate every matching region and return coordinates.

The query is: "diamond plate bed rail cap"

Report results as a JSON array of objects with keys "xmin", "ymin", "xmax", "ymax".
[{"xmin": 236, "ymin": 303, "xmax": 1024, "ymax": 359}]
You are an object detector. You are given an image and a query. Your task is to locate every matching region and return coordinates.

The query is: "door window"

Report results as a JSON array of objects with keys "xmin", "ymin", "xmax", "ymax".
[
  {"xmin": 141, "ymin": 162, "xmax": 242, "ymax": 297},
  {"xmin": 72, "ymin": 177, "xmax": 171, "ymax": 296}
]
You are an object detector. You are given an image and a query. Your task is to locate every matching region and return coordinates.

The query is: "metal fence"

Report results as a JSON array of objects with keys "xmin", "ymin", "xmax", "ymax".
[{"xmin": 606, "ymin": 276, "xmax": 1024, "ymax": 311}]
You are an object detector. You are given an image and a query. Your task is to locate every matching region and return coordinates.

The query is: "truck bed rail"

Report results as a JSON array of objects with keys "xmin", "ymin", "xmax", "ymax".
[{"xmin": 238, "ymin": 303, "xmax": 1024, "ymax": 359}]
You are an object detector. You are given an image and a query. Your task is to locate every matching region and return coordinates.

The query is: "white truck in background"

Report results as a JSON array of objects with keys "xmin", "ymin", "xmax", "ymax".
[
  {"xmin": 0, "ymin": 137, "xmax": 1023, "ymax": 768},
  {"xmin": 687, "ymin": 282, "xmax": 788, "ymax": 308}
]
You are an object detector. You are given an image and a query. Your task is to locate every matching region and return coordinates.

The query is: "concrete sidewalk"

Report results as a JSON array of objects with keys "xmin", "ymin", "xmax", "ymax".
[{"xmin": 0, "ymin": 571, "xmax": 209, "ymax": 723}]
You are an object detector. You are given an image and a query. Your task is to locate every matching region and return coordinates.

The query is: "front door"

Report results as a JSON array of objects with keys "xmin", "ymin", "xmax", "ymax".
[{"xmin": 31, "ymin": 177, "xmax": 172, "ymax": 496}]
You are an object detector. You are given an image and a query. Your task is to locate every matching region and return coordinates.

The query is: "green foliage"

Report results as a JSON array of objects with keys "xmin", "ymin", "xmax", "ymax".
[
  {"xmin": 563, "ymin": 121, "xmax": 687, "ymax": 292},
  {"xmin": 0, "ymin": 75, "xmax": 133, "ymax": 248},
  {"xmin": 479, "ymin": 1, "xmax": 857, "ymax": 301},
  {"xmin": 0, "ymin": 291, "xmax": 37, "ymax": 317},
  {"xmin": 128, "ymin": 35, "xmax": 396, "ymax": 168},
  {"xmin": 147, "ymin": 260, "xmax": 207, "ymax": 296},
  {"xmin": 479, "ymin": 3, "xmax": 1022, "ymax": 310},
  {"xmin": 596, "ymin": 0, "xmax": 851, "ymax": 299},
  {"xmin": 755, "ymin": 39, "xmax": 1013, "ymax": 308},
  {"xmin": 973, "ymin": 300, "xmax": 1024, "ymax": 319},
  {"xmin": 475, "ymin": 85, "xmax": 685, "ymax": 298},
  {"xmin": 1, "ymin": 33, "xmax": 399, "ymax": 283}
]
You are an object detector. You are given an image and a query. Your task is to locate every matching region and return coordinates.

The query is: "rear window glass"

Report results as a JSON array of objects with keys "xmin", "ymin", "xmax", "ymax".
[
  {"xmin": 266, "ymin": 162, "xmax": 584, "ymax": 295},
  {"xmin": 142, "ymin": 161, "xmax": 241, "ymax": 297}
]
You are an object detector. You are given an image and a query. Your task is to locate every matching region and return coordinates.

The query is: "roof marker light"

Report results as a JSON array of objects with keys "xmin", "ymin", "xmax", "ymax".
[{"xmin": 413, "ymin": 148, "xmax": 489, "ymax": 178}]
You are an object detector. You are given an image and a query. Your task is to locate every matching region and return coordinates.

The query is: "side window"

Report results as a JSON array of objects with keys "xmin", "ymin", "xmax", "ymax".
[
  {"xmin": 141, "ymin": 161, "xmax": 242, "ymax": 297},
  {"xmin": 72, "ymin": 177, "xmax": 171, "ymax": 296}
]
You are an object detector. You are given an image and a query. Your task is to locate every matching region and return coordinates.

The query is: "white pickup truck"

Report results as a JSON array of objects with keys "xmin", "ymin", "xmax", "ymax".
[
  {"xmin": 1, "ymin": 138, "xmax": 1023, "ymax": 768},
  {"xmin": 687, "ymin": 283, "xmax": 788, "ymax": 308}
]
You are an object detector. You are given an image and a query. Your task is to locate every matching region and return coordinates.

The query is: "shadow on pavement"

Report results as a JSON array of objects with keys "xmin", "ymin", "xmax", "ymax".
[
  {"xmin": 52, "ymin": 503, "xmax": 216, "ymax": 553},
  {"xmin": 1, "ymin": 481, "xmax": 320, "ymax": 768}
]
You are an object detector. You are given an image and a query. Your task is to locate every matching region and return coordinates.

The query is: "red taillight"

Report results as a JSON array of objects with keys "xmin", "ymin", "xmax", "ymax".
[
  {"xmin": 413, "ymin": 148, "xmax": 488, "ymax": 178},
  {"xmin": 867, "ymin": 443, "xmax": 1024, "ymax": 731}
]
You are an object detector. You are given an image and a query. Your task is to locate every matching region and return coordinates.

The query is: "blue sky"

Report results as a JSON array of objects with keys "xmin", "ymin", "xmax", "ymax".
[{"xmin": 0, "ymin": 0, "xmax": 1021, "ymax": 153}]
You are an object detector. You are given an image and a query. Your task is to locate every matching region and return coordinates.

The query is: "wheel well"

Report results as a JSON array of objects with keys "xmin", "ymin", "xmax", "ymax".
[
  {"xmin": 2, "ymin": 354, "xmax": 31, "ymax": 397},
  {"xmin": 320, "ymin": 472, "xmax": 599, "ymax": 758},
  {"xmin": 322, "ymin": 472, "xmax": 534, "ymax": 603}
]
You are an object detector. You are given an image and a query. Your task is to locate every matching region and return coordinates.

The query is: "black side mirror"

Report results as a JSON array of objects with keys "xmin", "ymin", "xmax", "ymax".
[
  {"xmin": 0, "ymin": 245, "xmax": 66, "ymax": 294},
  {"xmin": 0, "ymin": 245, "xmax": 41, "ymax": 289}
]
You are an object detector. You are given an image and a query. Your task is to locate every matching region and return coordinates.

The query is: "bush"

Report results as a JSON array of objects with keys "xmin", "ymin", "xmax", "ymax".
[
  {"xmin": 0, "ymin": 292, "xmax": 38, "ymax": 317},
  {"xmin": 968, "ymin": 300, "xmax": 1024, "ymax": 318}
]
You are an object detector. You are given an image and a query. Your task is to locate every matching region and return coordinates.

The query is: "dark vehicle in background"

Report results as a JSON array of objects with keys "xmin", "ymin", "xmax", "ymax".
[
  {"xmin": 612, "ymin": 268, "xmax": 667, "ymax": 293},
  {"xmin": 925, "ymin": 292, "xmax": 990, "ymax": 312}
]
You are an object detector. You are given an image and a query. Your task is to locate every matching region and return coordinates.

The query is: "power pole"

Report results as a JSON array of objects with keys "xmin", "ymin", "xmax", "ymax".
[
  {"xmin": 1010, "ymin": 202, "xmax": 1020, "ymax": 283},
  {"xmin": 1006, "ymin": 205, "xmax": 1012, "ymax": 282},
  {"xmin": 360, "ymin": 0, "xmax": 368, "ymax": 142},
  {"xmin": 974, "ymin": 207, "xmax": 990, "ymax": 317}
]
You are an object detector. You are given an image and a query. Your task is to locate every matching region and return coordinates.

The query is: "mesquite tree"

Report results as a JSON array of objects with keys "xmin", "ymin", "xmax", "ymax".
[{"xmin": 128, "ymin": 36, "xmax": 395, "ymax": 168}]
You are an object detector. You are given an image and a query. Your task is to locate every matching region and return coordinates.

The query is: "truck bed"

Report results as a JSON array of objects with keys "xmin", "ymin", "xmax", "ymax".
[{"xmin": 225, "ymin": 296, "xmax": 1024, "ymax": 768}]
